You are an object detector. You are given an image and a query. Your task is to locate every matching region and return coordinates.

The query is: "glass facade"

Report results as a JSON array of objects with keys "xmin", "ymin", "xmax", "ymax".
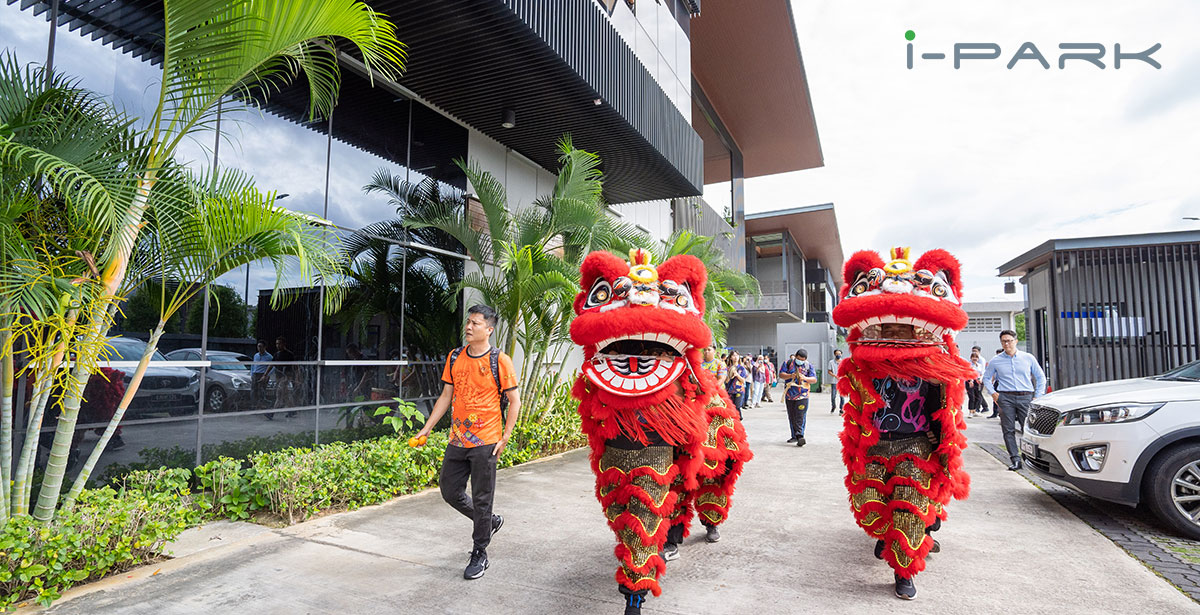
[{"xmin": 4, "ymin": 2, "xmax": 470, "ymax": 482}]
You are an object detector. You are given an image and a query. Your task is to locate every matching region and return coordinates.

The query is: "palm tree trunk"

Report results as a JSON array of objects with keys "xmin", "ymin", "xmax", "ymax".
[
  {"xmin": 0, "ymin": 328, "xmax": 13, "ymax": 523},
  {"xmin": 12, "ymin": 355, "xmax": 55, "ymax": 516},
  {"xmin": 32, "ymin": 173, "xmax": 157, "ymax": 522},
  {"xmin": 63, "ymin": 321, "xmax": 165, "ymax": 509},
  {"xmin": 32, "ymin": 358, "xmax": 90, "ymax": 521}
]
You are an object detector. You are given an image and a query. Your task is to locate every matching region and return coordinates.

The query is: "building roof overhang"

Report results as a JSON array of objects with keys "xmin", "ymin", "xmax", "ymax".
[
  {"xmin": 690, "ymin": 1, "xmax": 824, "ymax": 183},
  {"xmin": 997, "ymin": 230, "xmax": 1200, "ymax": 277},
  {"xmin": 745, "ymin": 204, "xmax": 844, "ymax": 285},
  {"xmin": 33, "ymin": 0, "xmax": 704, "ymax": 204}
]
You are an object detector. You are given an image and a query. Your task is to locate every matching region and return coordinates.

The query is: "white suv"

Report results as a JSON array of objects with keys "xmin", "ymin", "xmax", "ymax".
[{"xmin": 1019, "ymin": 360, "xmax": 1200, "ymax": 538}]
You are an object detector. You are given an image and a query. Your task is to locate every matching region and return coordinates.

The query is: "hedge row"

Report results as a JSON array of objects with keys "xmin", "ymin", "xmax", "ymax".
[{"xmin": 1, "ymin": 407, "xmax": 585, "ymax": 610}]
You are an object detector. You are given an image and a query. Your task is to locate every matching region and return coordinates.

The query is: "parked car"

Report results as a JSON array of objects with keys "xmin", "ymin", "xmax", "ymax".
[
  {"xmin": 105, "ymin": 337, "xmax": 200, "ymax": 417},
  {"xmin": 164, "ymin": 348, "xmax": 255, "ymax": 412},
  {"xmin": 1020, "ymin": 359, "xmax": 1200, "ymax": 538}
]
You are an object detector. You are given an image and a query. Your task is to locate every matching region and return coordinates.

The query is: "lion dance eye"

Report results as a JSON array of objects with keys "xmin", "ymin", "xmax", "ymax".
[
  {"xmin": 584, "ymin": 279, "xmax": 614, "ymax": 308},
  {"xmin": 913, "ymin": 269, "xmax": 935, "ymax": 287},
  {"xmin": 659, "ymin": 279, "xmax": 680, "ymax": 296},
  {"xmin": 676, "ymin": 295, "xmax": 690, "ymax": 308},
  {"xmin": 931, "ymin": 283, "xmax": 949, "ymax": 298},
  {"xmin": 612, "ymin": 276, "xmax": 633, "ymax": 299}
]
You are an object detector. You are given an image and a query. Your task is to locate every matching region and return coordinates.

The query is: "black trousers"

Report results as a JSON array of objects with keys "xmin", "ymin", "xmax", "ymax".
[
  {"xmin": 785, "ymin": 398, "xmax": 809, "ymax": 438},
  {"xmin": 440, "ymin": 443, "xmax": 498, "ymax": 551},
  {"xmin": 965, "ymin": 380, "xmax": 985, "ymax": 411}
]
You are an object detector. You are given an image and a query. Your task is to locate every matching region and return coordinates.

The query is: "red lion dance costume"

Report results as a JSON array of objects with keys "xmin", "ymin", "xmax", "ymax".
[
  {"xmin": 570, "ymin": 249, "xmax": 752, "ymax": 615},
  {"xmin": 832, "ymin": 247, "xmax": 977, "ymax": 600}
]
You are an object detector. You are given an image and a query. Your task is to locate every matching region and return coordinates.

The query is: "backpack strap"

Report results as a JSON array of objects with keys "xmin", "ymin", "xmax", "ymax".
[
  {"xmin": 447, "ymin": 345, "xmax": 467, "ymax": 383},
  {"xmin": 489, "ymin": 347, "xmax": 509, "ymax": 414}
]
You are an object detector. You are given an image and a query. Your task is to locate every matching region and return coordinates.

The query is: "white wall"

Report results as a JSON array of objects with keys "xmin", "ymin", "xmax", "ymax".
[
  {"xmin": 600, "ymin": 1, "xmax": 692, "ymax": 117},
  {"xmin": 610, "ymin": 200, "xmax": 674, "ymax": 245}
]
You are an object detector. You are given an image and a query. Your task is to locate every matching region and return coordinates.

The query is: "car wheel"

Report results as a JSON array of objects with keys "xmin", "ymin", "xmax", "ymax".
[
  {"xmin": 206, "ymin": 386, "xmax": 227, "ymax": 413},
  {"xmin": 1144, "ymin": 443, "xmax": 1200, "ymax": 540}
]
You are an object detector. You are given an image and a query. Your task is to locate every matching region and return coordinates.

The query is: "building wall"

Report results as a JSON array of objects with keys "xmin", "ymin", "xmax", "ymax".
[
  {"xmin": 600, "ymin": 0, "xmax": 692, "ymax": 117},
  {"xmin": 1045, "ymin": 244, "xmax": 1200, "ymax": 389},
  {"xmin": 610, "ymin": 200, "xmax": 674, "ymax": 243}
]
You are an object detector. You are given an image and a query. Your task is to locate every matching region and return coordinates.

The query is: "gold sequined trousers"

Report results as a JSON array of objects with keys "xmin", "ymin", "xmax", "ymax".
[
  {"xmin": 597, "ymin": 444, "xmax": 676, "ymax": 596},
  {"xmin": 848, "ymin": 434, "xmax": 940, "ymax": 577}
]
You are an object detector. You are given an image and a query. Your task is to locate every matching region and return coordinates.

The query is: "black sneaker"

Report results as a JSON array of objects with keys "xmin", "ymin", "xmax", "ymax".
[
  {"xmin": 463, "ymin": 548, "xmax": 488, "ymax": 580},
  {"xmin": 624, "ymin": 591, "xmax": 647, "ymax": 615},
  {"xmin": 661, "ymin": 542, "xmax": 679, "ymax": 561},
  {"xmin": 491, "ymin": 514, "xmax": 504, "ymax": 536},
  {"xmin": 894, "ymin": 574, "xmax": 916, "ymax": 600},
  {"xmin": 874, "ymin": 539, "xmax": 885, "ymax": 560},
  {"xmin": 930, "ymin": 539, "xmax": 941, "ymax": 554},
  {"xmin": 787, "ymin": 437, "xmax": 798, "ymax": 443},
  {"xmin": 796, "ymin": 437, "xmax": 806, "ymax": 447},
  {"xmin": 110, "ymin": 434, "xmax": 126, "ymax": 450},
  {"xmin": 704, "ymin": 524, "xmax": 721, "ymax": 543}
]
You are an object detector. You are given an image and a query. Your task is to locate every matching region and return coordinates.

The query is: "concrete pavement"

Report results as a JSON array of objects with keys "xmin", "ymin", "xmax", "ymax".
[{"xmin": 30, "ymin": 400, "xmax": 1200, "ymax": 614}]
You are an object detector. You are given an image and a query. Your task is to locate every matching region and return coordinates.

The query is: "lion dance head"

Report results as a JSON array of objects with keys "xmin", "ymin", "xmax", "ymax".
[
  {"xmin": 832, "ymin": 247, "xmax": 969, "ymax": 363},
  {"xmin": 570, "ymin": 248, "xmax": 711, "ymax": 406}
]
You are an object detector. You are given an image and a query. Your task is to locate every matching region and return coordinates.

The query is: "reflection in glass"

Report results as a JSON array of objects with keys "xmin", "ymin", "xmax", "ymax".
[{"xmin": 200, "ymin": 410, "xmax": 317, "ymax": 463}]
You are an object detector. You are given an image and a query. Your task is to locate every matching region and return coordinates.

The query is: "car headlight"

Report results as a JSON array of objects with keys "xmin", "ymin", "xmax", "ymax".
[
  {"xmin": 189, "ymin": 372, "xmax": 201, "ymax": 386},
  {"xmin": 1060, "ymin": 402, "xmax": 1164, "ymax": 426},
  {"xmin": 231, "ymin": 376, "xmax": 251, "ymax": 390}
]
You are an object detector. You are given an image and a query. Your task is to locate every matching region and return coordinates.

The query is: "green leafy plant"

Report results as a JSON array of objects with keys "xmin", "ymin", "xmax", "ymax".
[{"xmin": 374, "ymin": 397, "xmax": 422, "ymax": 435}]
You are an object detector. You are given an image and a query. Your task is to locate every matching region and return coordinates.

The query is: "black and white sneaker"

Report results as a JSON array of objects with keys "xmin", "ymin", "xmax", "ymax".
[
  {"xmin": 491, "ymin": 514, "xmax": 504, "ymax": 536},
  {"xmin": 704, "ymin": 524, "xmax": 721, "ymax": 543},
  {"xmin": 661, "ymin": 542, "xmax": 680, "ymax": 561},
  {"xmin": 796, "ymin": 437, "xmax": 806, "ymax": 447},
  {"xmin": 930, "ymin": 539, "xmax": 941, "ymax": 554},
  {"xmin": 624, "ymin": 591, "xmax": 647, "ymax": 615},
  {"xmin": 463, "ymin": 548, "xmax": 488, "ymax": 580},
  {"xmin": 894, "ymin": 574, "xmax": 916, "ymax": 600}
]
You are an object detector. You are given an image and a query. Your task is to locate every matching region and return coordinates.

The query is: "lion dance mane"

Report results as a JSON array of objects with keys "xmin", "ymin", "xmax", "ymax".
[
  {"xmin": 570, "ymin": 249, "xmax": 752, "ymax": 596},
  {"xmin": 832, "ymin": 247, "xmax": 977, "ymax": 578}
]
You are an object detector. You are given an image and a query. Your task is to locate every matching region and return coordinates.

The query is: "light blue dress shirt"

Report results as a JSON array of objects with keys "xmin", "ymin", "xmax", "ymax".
[{"xmin": 982, "ymin": 350, "xmax": 1047, "ymax": 397}]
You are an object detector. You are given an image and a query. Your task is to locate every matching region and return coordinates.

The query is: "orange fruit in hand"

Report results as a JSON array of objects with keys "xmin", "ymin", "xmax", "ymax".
[
  {"xmin": 418, "ymin": 435, "xmax": 428, "ymax": 445},
  {"xmin": 408, "ymin": 437, "xmax": 420, "ymax": 447}
]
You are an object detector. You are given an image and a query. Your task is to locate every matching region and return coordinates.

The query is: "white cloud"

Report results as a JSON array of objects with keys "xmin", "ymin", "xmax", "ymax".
[{"xmin": 738, "ymin": 0, "xmax": 1200, "ymax": 299}]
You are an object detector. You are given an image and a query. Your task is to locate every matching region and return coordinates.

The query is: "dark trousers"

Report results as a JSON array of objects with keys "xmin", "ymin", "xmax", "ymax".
[
  {"xmin": 786, "ymin": 398, "xmax": 809, "ymax": 438},
  {"xmin": 440, "ymin": 443, "xmax": 498, "ymax": 551},
  {"xmin": 729, "ymin": 392, "xmax": 744, "ymax": 419},
  {"xmin": 965, "ymin": 380, "xmax": 984, "ymax": 411},
  {"xmin": 997, "ymin": 392, "xmax": 1033, "ymax": 462}
]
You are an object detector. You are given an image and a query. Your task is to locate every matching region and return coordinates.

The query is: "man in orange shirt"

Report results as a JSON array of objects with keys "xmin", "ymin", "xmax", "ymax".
[{"xmin": 414, "ymin": 305, "xmax": 521, "ymax": 580}]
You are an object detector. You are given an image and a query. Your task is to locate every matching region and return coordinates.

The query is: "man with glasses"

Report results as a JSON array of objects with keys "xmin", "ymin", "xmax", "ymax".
[{"xmin": 982, "ymin": 329, "xmax": 1047, "ymax": 471}]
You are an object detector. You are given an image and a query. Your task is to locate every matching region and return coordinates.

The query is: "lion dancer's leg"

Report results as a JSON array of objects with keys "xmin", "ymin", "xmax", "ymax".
[
  {"xmin": 673, "ymin": 395, "xmax": 753, "ymax": 547},
  {"xmin": 850, "ymin": 436, "xmax": 940, "ymax": 596},
  {"xmin": 595, "ymin": 440, "xmax": 678, "ymax": 609}
]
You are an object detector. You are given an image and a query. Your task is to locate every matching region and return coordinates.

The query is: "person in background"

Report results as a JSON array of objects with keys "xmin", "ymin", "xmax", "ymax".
[
  {"xmin": 740, "ymin": 356, "xmax": 754, "ymax": 413},
  {"xmin": 251, "ymin": 340, "xmax": 273, "ymax": 409},
  {"xmin": 987, "ymin": 348, "xmax": 1003, "ymax": 418},
  {"xmin": 778, "ymin": 349, "xmax": 817, "ymax": 446},
  {"xmin": 701, "ymin": 344, "xmax": 728, "ymax": 389},
  {"xmin": 265, "ymin": 336, "xmax": 297, "ymax": 420},
  {"xmin": 827, "ymin": 349, "xmax": 846, "ymax": 414},
  {"xmin": 763, "ymin": 357, "xmax": 776, "ymax": 403},
  {"xmin": 966, "ymin": 346, "xmax": 987, "ymax": 418},
  {"xmin": 982, "ymin": 330, "xmax": 1047, "ymax": 471},
  {"xmin": 724, "ymin": 352, "xmax": 748, "ymax": 419},
  {"xmin": 751, "ymin": 354, "xmax": 768, "ymax": 409}
]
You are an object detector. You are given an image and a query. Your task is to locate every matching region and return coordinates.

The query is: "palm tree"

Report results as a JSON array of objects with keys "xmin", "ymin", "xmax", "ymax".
[
  {"xmin": 399, "ymin": 137, "xmax": 652, "ymax": 410},
  {"xmin": 0, "ymin": 0, "xmax": 405, "ymax": 523}
]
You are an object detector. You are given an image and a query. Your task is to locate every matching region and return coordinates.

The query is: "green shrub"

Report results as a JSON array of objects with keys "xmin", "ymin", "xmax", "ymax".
[{"xmin": 0, "ymin": 480, "xmax": 198, "ymax": 610}]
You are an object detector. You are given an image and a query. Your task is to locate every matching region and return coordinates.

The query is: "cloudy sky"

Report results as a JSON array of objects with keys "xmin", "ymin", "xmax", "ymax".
[{"xmin": 730, "ymin": 0, "xmax": 1200, "ymax": 301}]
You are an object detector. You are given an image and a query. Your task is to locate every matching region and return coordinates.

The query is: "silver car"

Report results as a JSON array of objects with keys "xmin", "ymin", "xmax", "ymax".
[
  {"xmin": 165, "ymin": 348, "xmax": 254, "ymax": 412},
  {"xmin": 106, "ymin": 337, "xmax": 200, "ymax": 417}
]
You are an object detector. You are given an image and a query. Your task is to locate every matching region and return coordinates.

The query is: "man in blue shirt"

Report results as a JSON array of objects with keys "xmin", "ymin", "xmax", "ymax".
[
  {"xmin": 778, "ymin": 349, "xmax": 818, "ymax": 447},
  {"xmin": 982, "ymin": 329, "xmax": 1047, "ymax": 471},
  {"xmin": 251, "ymin": 340, "xmax": 273, "ymax": 409}
]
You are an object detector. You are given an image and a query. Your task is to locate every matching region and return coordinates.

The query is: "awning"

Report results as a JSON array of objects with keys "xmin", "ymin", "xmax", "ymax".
[
  {"xmin": 746, "ymin": 204, "xmax": 844, "ymax": 285},
  {"xmin": 690, "ymin": 0, "xmax": 824, "ymax": 183}
]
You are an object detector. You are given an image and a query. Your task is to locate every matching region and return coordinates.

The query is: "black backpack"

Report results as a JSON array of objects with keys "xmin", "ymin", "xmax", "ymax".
[{"xmin": 447, "ymin": 345, "xmax": 510, "ymax": 414}]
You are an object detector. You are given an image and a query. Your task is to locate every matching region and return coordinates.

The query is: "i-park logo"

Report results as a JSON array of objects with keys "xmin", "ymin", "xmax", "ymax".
[{"xmin": 904, "ymin": 30, "xmax": 1161, "ymax": 69}]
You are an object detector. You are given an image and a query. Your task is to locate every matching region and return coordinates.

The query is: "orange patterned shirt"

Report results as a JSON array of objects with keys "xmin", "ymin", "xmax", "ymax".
[{"xmin": 441, "ymin": 348, "xmax": 518, "ymax": 448}]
